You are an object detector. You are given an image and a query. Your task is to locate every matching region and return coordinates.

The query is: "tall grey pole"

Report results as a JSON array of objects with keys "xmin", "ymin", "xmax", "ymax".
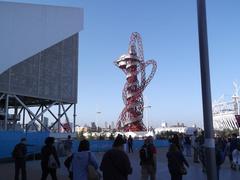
[
  {"xmin": 58, "ymin": 103, "xmax": 61, "ymax": 133},
  {"xmin": 23, "ymin": 108, "xmax": 25, "ymax": 131},
  {"xmin": 4, "ymin": 94, "xmax": 9, "ymax": 130},
  {"xmin": 14, "ymin": 107, "xmax": 18, "ymax": 130},
  {"xmin": 41, "ymin": 105, "xmax": 44, "ymax": 132},
  {"xmin": 197, "ymin": 0, "xmax": 217, "ymax": 179},
  {"xmin": 73, "ymin": 103, "xmax": 76, "ymax": 133}
]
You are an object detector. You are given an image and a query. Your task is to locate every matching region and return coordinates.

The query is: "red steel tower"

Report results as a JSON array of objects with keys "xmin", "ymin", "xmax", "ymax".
[{"xmin": 114, "ymin": 32, "xmax": 157, "ymax": 131}]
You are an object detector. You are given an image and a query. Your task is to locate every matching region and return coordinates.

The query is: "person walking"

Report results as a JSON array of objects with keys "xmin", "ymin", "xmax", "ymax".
[
  {"xmin": 71, "ymin": 139, "xmax": 99, "ymax": 180},
  {"xmin": 215, "ymin": 139, "xmax": 225, "ymax": 180},
  {"xmin": 100, "ymin": 134, "xmax": 132, "ymax": 180},
  {"xmin": 64, "ymin": 135, "xmax": 73, "ymax": 156},
  {"xmin": 123, "ymin": 135, "xmax": 127, "ymax": 152},
  {"xmin": 183, "ymin": 135, "xmax": 191, "ymax": 157},
  {"xmin": 128, "ymin": 135, "xmax": 133, "ymax": 153},
  {"xmin": 167, "ymin": 143, "xmax": 189, "ymax": 180},
  {"xmin": 12, "ymin": 138, "xmax": 27, "ymax": 180},
  {"xmin": 232, "ymin": 143, "xmax": 240, "ymax": 170},
  {"xmin": 226, "ymin": 137, "xmax": 232, "ymax": 166},
  {"xmin": 171, "ymin": 134, "xmax": 181, "ymax": 151},
  {"xmin": 230, "ymin": 133, "xmax": 240, "ymax": 169},
  {"xmin": 198, "ymin": 131, "xmax": 206, "ymax": 172},
  {"xmin": 139, "ymin": 136, "xmax": 157, "ymax": 180},
  {"xmin": 191, "ymin": 131, "xmax": 199, "ymax": 163},
  {"xmin": 41, "ymin": 137, "xmax": 60, "ymax": 180}
]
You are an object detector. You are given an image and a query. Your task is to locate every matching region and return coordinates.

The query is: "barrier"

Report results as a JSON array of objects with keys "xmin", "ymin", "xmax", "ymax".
[
  {"xmin": 0, "ymin": 131, "xmax": 169, "ymax": 159},
  {"xmin": 72, "ymin": 139, "xmax": 170, "ymax": 153},
  {"xmin": 0, "ymin": 131, "xmax": 49, "ymax": 159}
]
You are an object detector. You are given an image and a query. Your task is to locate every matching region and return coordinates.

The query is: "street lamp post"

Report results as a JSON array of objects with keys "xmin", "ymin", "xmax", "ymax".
[
  {"xmin": 144, "ymin": 105, "xmax": 151, "ymax": 132},
  {"xmin": 197, "ymin": 0, "xmax": 217, "ymax": 179}
]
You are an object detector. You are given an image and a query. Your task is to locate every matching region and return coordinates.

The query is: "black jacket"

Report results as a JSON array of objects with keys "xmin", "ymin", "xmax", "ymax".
[
  {"xmin": 12, "ymin": 143, "xmax": 27, "ymax": 160},
  {"xmin": 167, "ymin": 151, "xmax": 189, "ymax": 175},
  {"xmin": 41, "ymin": 145, "xmax": 60, "ymax": 168},
  {"xmin": 100, "ymin": 148, "xmax": 132, "ymax": 180}
]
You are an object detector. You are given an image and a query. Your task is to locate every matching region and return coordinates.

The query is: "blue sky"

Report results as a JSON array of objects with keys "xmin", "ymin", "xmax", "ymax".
[{"xmin": 4, "ymin": 0, "xmax": 240, "ymax": 128}]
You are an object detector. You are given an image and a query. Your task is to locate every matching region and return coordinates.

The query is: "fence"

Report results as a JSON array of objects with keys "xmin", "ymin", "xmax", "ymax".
[{"xmin": 0, "ymin": 131, "xmax": 169, "ymax": 159}]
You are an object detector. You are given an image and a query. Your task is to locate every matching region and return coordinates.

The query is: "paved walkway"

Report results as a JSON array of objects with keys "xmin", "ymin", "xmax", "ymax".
[{"xmin": 1, "ymin": 148, "xmax": 240, "ymax": 180}]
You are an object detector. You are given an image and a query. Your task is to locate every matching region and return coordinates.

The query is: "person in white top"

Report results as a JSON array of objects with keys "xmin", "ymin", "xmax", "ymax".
[
  {"xmin": 191, "ymin": 131, "xmax": 199, "ymax": 163},
  {"xmin": 232, "ymin": 144, "xmax": 240, "ymax": 170}
]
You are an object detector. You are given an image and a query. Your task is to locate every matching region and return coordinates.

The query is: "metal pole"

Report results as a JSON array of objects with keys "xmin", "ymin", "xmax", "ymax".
[
  {"xmin": 197, "ymin": 0, "xmax": 217, "ymax": 179},
  {"xmin": 61, "ymin": 104, "xmax": 71, "ymax": 132},
  {"xmin": 14, "ymin": 107, "xmax": 18, "ymax": 130},
  {"xmin": 41, "ymin": 105, "xmax": 44, "ymax": 132},
  {"xmin": 58, "ymin": 103, "xmax": 61, "ymax": 132},
  {"xmin": 4, "ymin": 95, "xmax": 9, "ymax": 130},
  {"xmin": 14, "ymin": 95, "xmax": 49, "ymax": 130},
  {"xmin": 73, "ymin": 103, "xmax": 76, "ymax": 133},
  {"xmin": 23, "ymin": 108, "xmax": 25, "ymax": 131}
]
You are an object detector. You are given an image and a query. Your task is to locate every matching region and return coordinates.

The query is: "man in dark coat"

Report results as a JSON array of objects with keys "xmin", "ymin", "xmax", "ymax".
[
  {"xmin": 12, "ymin": 138, "xmax": 27, "ymax": 180},
  {"xmin": 100, "ymin": 134, "xmax": 132, "ymax": 180},
  {"xmin": 41, "ymin": 137, "xmax": 60, "ymax": 180},
  {"xmin": 140, "ymin": 136, "xmax": 157, "ymax": 180},
  {"xmin": 127, "ymin": 135, "xmax": 133, "ymax": 153},
  {"xmin": 167, "ymin": 143, "xmax": 189, "ymax": 180}
]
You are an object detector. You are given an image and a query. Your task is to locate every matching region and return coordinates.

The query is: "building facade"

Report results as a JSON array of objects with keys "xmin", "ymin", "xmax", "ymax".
[{"xmin": 0, "ymin": 2, "xmax": 83, "ymax": 132}]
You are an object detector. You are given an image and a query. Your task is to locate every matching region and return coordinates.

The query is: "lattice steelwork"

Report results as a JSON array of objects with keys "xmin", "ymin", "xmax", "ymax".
[
  {"xmin": 0, "ymin": 34, "xmax": 78, "ymax": 132},
  {"xmin": 114, "ymin": 32, "xmax": 157, "ymax": 131},
  {"xmin": 213, "ymin": 82, "xmax": 240, "ymax": 130}
]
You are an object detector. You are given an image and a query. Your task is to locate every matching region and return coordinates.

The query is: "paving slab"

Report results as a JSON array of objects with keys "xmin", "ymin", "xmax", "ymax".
[{"xmin": 1, "ymin": 148, "xmax": 239, "ymax": 180}]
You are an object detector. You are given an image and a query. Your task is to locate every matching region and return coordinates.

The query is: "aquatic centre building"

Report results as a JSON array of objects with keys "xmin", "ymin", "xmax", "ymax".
[{"xmin": 0, "ymin": 1, "xmax": 83, "ymax": 132}]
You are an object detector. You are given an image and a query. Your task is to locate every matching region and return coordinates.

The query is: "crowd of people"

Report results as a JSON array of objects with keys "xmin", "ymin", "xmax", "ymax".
[
  {"xmin": 11, "ymin": 131, "xmax": 240, "ymax": 180},
  {"xmin": 167, "ymin": 131, "xmax": 240, "ymax": 180}
]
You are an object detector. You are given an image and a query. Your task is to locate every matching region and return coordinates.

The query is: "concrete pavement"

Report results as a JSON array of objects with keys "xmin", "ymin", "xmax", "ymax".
[{"xmin": 1, "ymin": 148, "xmax": 239, "ymax": 180}]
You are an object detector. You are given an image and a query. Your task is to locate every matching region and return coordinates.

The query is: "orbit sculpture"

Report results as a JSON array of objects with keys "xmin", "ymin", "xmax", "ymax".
[{"xmin": 114, "ymin": 32, "xmax": 157, "ymax": 131}]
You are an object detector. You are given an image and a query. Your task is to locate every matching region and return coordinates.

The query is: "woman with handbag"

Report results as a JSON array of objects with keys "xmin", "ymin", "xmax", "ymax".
[
  {"xmin": 72, "ymin": 139, "xmax": 99, "ymax": 180},
  {"xmin": 167, "ymin": 143, "xmax": 189, "ymax": 180},
  {"xmin": 41, "ymin": 137, "xmax": 60, "ymax": 180}
]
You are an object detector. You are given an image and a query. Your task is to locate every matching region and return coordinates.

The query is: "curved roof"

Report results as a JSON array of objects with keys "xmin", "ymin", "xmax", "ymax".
[{"xmin": 0, "ymin": 1, "xmax": 83, "ymax": 74}]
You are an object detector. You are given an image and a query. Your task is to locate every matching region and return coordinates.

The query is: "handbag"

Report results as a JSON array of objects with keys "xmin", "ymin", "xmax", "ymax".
[
  {"xmin": 87, "ymin": 152, "xmax": 100, "ymax": 180},
  {"xmin": 179, "ymin": 165, "xmax": 187, "ymax": 175},
  {"xmin": 48, "ymin": 154, "xmax": 58, "ymax": 169}
]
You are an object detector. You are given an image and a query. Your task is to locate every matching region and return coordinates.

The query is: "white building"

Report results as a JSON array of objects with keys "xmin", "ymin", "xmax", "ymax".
[
  {"xmin": 213, "ymin": 82, "xmax": 240, "ymax": 130},
  {"xmin": 155, "ymin": 126, "xmax": 198, "ymax": 135}
]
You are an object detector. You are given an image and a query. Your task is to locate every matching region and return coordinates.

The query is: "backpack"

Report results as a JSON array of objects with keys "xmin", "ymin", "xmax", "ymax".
[
  {"xmin": 139, "ymin": 144, "xmax": 154, "ymax": 165},
  {"xmin": 12, "ymin": 144, "xmax": 23, "ymax": 159}
]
